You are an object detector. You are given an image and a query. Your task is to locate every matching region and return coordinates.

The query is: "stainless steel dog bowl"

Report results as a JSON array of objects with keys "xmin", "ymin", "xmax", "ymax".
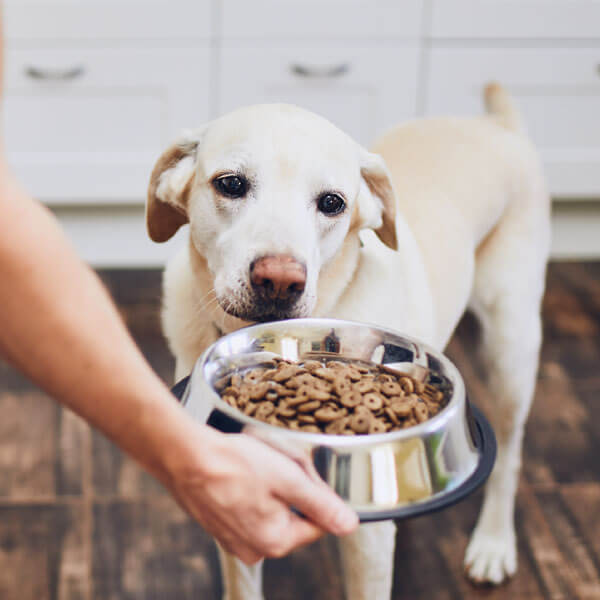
[{"xmin": 174, "ymin": 318, "xmax": 496, "ymax": 522}]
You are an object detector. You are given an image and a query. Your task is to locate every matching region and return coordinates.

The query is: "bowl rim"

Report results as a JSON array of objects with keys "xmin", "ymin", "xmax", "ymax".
[{"xmin": 190, "ymin": 317, "xmax": 469, "ymax": 448}]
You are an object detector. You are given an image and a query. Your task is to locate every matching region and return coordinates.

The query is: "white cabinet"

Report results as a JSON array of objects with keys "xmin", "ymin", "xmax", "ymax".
[
  {"xmin": 219, "ymin": 44, "xmax": 419, "ymax": 145},
  {"xmin": 430, "ymin": 0, "xmax": 600, "ymax": 39},
  {"xmin": 4, "ymin": 0, "xmax": 212, "ymax": 41},
  {"xmin": 425, "ymin": 47, "xmax": 600, "ymax": 198},
  {"xmin": 221, "ymin": 0, "xmax": 422, "ymax": 38},
  {"xmin": 3, "ymin": 47, "xmax": 210, "ymax": 203}
]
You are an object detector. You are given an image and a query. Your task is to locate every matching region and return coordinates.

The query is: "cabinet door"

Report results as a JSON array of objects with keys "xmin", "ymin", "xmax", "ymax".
[
  {"xmin": 218, "ymin": 44, "xmax": 419, "ymax": 146},
  {"xmin": 4, "ymin": 0, "xmax": 212, "ymax": 41},
  {"xmin": 425, "ymin": 47, "xmax": 600, "ymax": 198},
  {"xmin": 221, "ymin": 0, "xmax": 423, "ymax": 38},
  {"xmin": 4, "ymin": 47, "xmax": 210, "ymax": 204},
  {"xmin": 430, "ymin": 0, "xmax": 600, "ymax": 39}
]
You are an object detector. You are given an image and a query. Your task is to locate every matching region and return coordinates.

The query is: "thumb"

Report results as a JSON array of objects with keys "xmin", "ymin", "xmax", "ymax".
[{"xmin": 275, "ymin": 466, "xmax": 358, "ymax": 536}]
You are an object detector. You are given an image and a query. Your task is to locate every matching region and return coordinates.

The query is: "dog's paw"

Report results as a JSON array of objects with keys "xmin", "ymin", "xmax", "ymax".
[{"xmin": 464, "ymin": 528, "xmax": 517, "ymax": 585}]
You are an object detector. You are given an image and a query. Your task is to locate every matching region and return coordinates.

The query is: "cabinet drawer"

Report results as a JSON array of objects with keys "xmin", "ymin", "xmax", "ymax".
[
  {"xmin": 425, "ymin": 47, "xmax": 600, "ymax": 198},
  {"xmin": 221, "ymin": 0, "xmax": 423, "ymax": 38},
  {"xmin": 430, "ymin": 0, "xmax": 600, "ymax": 39},
  {"xmin": 4, "ymin": 47, "xmax": 210, "ymax": 203},
  {"xmin": 218, "ymin": 44, "xmax": 419, "ymax": 145},
  {"xmin": 4, "ymin": 0, "xmax": 212, "ymax": 41}
]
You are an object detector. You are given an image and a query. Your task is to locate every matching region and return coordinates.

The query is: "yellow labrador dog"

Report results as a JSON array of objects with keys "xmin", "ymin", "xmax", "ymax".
[{"xmin": 146, "ymin": 83, "xmax": 550, "ymax": 598}]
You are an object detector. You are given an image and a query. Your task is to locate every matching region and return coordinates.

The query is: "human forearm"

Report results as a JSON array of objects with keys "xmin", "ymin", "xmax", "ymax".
[
  {"xmin": 0, "ymin": 165, "xmax": 216, "ymax": 481},
  {"xmin": 0, "ymin": 164, "xmax": 357, "ymax": 558}
]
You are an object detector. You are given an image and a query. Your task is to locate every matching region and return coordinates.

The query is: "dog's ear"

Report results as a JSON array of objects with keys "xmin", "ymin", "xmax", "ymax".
[
  {"xmin": 356, "ymin": 149, "xmax": 398, "ymax": 250},
  {"xmin": 146, "ymin": 130, "xmax": 203, "ymax": 242}
]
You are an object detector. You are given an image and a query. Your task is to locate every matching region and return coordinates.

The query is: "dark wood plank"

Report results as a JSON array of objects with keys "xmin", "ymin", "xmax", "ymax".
[
  {"xmin": 560, "ymin": 483, "xmax": 600, "ymax": 584},
  {"xmin": 264, "ymin": 536, "xmax": 343, "ymax": 600},
  {"xmin": 0, "ymin": 392, "xmax": 86, "ymax": 498},
  {"xmin": 92, "ymin": 497, "xmax": 218, "ymax": 600},
  {"xmin": 0, "ymin": 503, "xmax": 88, "ymax": 600},
  {"xmin": 91, "ymin": 431, "xmax": 166, "ymax": 498}
]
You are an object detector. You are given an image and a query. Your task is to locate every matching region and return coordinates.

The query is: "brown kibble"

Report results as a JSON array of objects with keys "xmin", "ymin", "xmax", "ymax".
[
  {"xmin": 265, "ymin": 389, "xmax": 279, "ymax": 402},
  {"xmin": 333, "ymin": 377, "xmax": 352, "ymax": 396},
  {"xmin": 243, "ymin": 403, "xmax": 256, "ymax": 416},
  {"xmin": 312, "ymin": 378, "xmax": 331, "ymax": 392},
  {"xmin": 247, "ymin": 382, "xmax": 270, "ymax": 400},
  {"xmin": 300, "ymin": 425, "xmax": 321, "ymax": 433},
  {"xmin": 370, "ymin": 420, "xmax": 387, "ymax": 434},
  {"xmin": 414, "ymin": 403, "xmax": 430, "ymax": 423},
  {"xmin": 260, "ymin": 368, "xmax": 279, "ymax": 381},
  {"xmin": 356, "ymin": 379, "xmax": 376, "ymax": 394},
  {"xmin": 349, "ymin": 412, "xmax": 371, "ymax": 434},
  {"xmin": 390, "ymin": 399, "xmax": 412, "ymax": 417},
  {"xmin": 297, "ymin": 400, "xmax": 321, "ymax": 413},
  {"xmin": 222, "ymin": 395, "xmax": 237, "ymax": 407},
  {"xmin": 346, "ymin": 367, "xmax": 362, "ymax": 381},
  {"xmin": 298, "ymin": 414, "xmax": 317, "ymax": 424},
  {"xmin": 325, "ymin": 416, "xmax": 349, "ymax": 434},
  {"xmin": 244, "ymin": 369, "xmax": 265, "ymax": 385},
  {"xmin": 267, "ymin": 415, "xmax": 284, "ymax": 427},
  {"xmin": 255, "ymin": 401, "xmax": 275, "ymax": 419},
  {"xmin": 340, "ymin": 390, "xmax": 362, "ymax": 409},
  {"xmin": 288, "ymin": 419, "xmax": 300, "ymax": 430},
  {"xmin": 326, "ymin": 361, "xmax": 346, "ymax": 370},
  {"xmin": 399, "ymin": 376, "xmax": 415, "ymax": 394},
  {"xmin": 305, "ymin": 387, "xmax": 331, "ymax": 401},
  {"xmin": 384, "ymin": 407, "xmax": 400, "ymax": 426},
  {"xmin": 231, "ymin": 374, "xmax": 242, "ymax": 387},
  {"xmin": 314, "ymin": 407, "xmax": 342, "ymax": 423},
  {"xmin": 276, "ymin": 401, "xmax": 297, "ymax": 418},
  {"xmin": 223, "ymin": 386, "xmax": 240, "ymax": 397},
  {"xmin": 302, "ymin": 360, "xmax": 322, "ymax": 371},
  {"xmin": 381, "ymin": 381, "xmax": 402, "ymax": 396},
  {"xmin": 363, "ymin": 392, "xmax": 384, "ymax": 412},
  {"xmin": 272, "ymin": 365, "xmax": 301, "ymax": 382},
  {"xmin": 313, "ymin": 368, "xmax": 338, "ymax": 382}
]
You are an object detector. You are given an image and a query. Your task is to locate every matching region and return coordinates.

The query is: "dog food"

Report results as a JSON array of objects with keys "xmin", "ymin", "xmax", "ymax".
[{"xmin": 215, "ymin": 357, "xmax": 448, "ymax": 435}]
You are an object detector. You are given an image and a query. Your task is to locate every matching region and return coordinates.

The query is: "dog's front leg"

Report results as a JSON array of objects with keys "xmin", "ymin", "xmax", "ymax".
[
  {"xmin": 217, "ymin": 545, "xmax": 264, "ymax": 600},
  {"xmin": 339, "ymin": 521, "xmax": 396, "ymax": 600}
]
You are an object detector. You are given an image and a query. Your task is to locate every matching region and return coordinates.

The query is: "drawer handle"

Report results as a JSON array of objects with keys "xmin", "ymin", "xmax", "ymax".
[
  {"xmin": 25, "ymin": 65, "xmax": 85, "ymax": 81},
  {"xmin": 290, "ymin": 63, "xmax": 350, "ymax": 79}
]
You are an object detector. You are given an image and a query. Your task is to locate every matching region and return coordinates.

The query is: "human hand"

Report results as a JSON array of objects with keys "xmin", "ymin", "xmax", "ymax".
[{"xmin": 165, "ymin": 430, "xmax": 359, "ymax": 564}]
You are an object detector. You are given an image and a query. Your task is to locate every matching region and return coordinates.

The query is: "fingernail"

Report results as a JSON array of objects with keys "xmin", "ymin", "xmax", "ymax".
[{"xmin": 333, "ymin": 505, "xmax": 359, "ymax": 534}]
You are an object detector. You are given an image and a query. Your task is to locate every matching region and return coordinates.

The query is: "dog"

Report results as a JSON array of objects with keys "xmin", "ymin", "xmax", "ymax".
[{"xmin": 146, "ymin": 82, "xmax": 550, "ymax": 599}]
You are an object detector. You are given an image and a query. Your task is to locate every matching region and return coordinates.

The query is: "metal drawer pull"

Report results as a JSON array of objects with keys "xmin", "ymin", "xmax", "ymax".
[
  {"xmin": 290, "ymin": 63, "xmax": 350, "ymax": 78},
  {"xmin": 25, "ymin": 65, "xmax": 85, "ymax": 81}
]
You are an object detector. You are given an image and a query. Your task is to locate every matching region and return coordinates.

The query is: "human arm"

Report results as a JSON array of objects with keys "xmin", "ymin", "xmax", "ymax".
[{"xmin": 0, "ymin": 164, "xmax": 358, "ymax": 563}]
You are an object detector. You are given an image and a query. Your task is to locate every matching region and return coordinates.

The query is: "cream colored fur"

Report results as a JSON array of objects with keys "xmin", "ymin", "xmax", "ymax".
[{"xmin": 147, "ymin": 83, "xmax": 550, "ymax": 598}]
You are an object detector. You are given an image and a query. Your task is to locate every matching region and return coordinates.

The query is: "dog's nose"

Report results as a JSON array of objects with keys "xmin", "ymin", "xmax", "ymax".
[{"xmin": 250, "ymin": 255, "xmax": 306, "ymax": 301}]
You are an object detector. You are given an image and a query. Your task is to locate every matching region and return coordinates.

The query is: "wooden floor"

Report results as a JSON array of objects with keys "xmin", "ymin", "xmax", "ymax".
[{"xmin": 1, "ymin": 262, "xmax": 599, "ymax": 600}]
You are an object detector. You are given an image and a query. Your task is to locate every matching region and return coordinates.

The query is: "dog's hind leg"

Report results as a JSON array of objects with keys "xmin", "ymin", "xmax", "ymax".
[
  {"xmin": 339, "ymin": 521, "xmax": 397, "ymax": 600},
  {"xmin": 217, "ymin": 546, "xmax": 264, "ymax": 600},
  {"xmin": 464, "ymin": 198, "xmax": 549, "ymax": 584}
]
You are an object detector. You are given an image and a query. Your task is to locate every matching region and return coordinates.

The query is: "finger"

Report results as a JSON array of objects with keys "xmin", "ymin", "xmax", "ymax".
[
  {"xmin": 274, "ymin": 468, "xmax": 358, "ymax": 536},
  {"xmin": 216, "ymin": 533, "xmax": 264, "ymax": 566},
  {"xmin": 285, "ymin": 513, "xmax": 326, "ymax": 549}
]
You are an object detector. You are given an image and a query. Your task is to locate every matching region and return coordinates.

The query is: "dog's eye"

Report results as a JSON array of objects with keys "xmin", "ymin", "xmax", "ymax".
[
  {"xmin": 213, "ymin": 175, "xmax": 248, "ymax": 199},
  {"xmin": 317, "ymin": 193, "xmax": 345, "ymax": 216}
]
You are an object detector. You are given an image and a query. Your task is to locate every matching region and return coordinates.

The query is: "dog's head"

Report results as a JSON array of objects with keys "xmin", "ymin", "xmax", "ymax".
[{"xmin": 147, "ymin": 104, "xmax": 397, "ymax": 322}]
